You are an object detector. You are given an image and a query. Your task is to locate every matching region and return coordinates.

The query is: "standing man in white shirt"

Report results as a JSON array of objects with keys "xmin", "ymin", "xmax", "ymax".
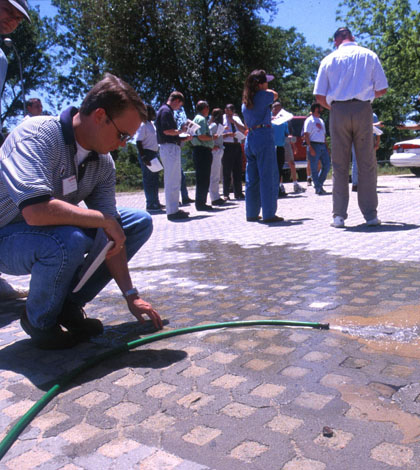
[
  {"xmin": 303, "ymin": 103, "xmax": 330, "ymax": 196},
  {"xmin": 314, "ymin": 27, "xmax": 388, "ymax": 228}
]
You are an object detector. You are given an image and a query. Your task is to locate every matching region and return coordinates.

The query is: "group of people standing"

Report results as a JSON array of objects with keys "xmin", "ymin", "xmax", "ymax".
[
  {"xmin": 136, "ymin": 94, "xmax": 247, "ymax": 220},
  {"xmin": 136, "ymin": 79, "xmax": 332, "ymax": 224},
  {"xmin": 236, "ymin": 26, "xmax": 388, "ymax": 227},
  {"xmin": 135, "ymin": 69, "xmax": 333, "ymax": 225}
]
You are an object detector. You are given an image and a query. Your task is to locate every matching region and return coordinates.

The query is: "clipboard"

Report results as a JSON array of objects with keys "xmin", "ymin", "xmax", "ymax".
[{"xmin": 72, "ymin": 241, "xmax": 114, "ymax": 293}]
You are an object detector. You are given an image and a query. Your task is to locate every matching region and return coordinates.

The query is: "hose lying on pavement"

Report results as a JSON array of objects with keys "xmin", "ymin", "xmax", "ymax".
[{"xmin": 0, "ymin": 319, "xmax": 329, "ymax": 461}]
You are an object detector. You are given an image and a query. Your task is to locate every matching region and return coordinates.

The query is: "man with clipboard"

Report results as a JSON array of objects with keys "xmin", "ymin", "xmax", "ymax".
[{"xmin": 0, "ymin": 74, "xmax": 163, "ymax": 349}]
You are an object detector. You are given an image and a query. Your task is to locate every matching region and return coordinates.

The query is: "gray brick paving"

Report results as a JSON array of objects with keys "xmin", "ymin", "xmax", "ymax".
[{"xmin": 1, "ymin": 175, "xmax": 420, "ymax": 469}]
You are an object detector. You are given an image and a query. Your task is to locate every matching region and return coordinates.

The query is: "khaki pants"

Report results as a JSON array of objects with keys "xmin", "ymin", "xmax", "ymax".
[{"xmin": 330, "ymin": 101, "xmax": 377, "ymax": 221}]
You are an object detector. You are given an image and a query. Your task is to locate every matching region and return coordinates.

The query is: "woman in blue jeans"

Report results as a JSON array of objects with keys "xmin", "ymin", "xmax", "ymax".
[{"xmin": 241, "ymin": 70, "xmax": 282, "ymax": 223}]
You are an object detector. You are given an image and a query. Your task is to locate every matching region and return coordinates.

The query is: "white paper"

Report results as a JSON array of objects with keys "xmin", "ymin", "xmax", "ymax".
[
  {"xmin": 179, "ymin": 133, "xmax": 189, "ymax": 138},
  {"xmin": 216, "ymin": 124, "xmax": 225, "ymax": 136},
  {"xmin": 72, "ymin": 241, "xmax": 114, "ymax": 293},
  {"xmin": 272, "ymin": 109, "xmax": 294, "ymax": 126},
  {"xmin": 234, "ymin": 131, "xmax": 246, "ymax": 142},
  {"xmin": 185, "ymin": 119, "xmax": 200, "ymax": 136},
  {"xmin": 148, "ymin": 157, "xmax": 163, "ymax": 172},
  {"xmin": 373, "ymin": 126, "xmax": 383, "ymax": 136}
]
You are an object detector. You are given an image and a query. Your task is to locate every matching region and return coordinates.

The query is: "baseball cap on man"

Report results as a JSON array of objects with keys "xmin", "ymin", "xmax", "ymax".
[{"xmin": 7, "ymin": 0, "xmax": 31, "ymax": 21}]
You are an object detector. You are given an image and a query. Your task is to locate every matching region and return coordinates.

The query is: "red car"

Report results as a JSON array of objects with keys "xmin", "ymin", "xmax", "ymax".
[{"xmin": 287, "ymin": 116, "xmax": 309, "ymax": 180}]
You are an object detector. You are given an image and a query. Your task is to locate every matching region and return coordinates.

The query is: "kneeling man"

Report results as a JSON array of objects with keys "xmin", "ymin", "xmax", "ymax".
[{"xmin": 0, "ymin": 73, "xmax": 162, "ymax": 349}]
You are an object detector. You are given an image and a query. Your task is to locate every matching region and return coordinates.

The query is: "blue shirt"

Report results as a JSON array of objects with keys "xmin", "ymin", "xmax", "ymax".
[
  {"xmin": 241, "ymin": 90, "xmax": 274, "ymax": 129},
  {"xmin": 273, "ymin": 122, "xmax": 288, "ymax": 147}
]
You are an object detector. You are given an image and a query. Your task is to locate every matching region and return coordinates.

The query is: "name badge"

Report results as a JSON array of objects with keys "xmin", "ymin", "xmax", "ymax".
[{"xmin": 62, "ymin": 175, "xmax": 78, "ymax": 195}]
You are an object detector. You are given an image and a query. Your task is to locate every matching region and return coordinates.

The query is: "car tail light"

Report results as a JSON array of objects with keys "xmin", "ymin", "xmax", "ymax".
[{"xmin": 393, "ymin": 143, "xmax": 420, "ymax": 150}]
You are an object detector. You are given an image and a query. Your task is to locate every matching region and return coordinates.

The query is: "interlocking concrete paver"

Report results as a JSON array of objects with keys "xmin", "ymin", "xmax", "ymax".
[{"xmin": 3, "ymin": 175, "xmax": 420, "ymax": 468}]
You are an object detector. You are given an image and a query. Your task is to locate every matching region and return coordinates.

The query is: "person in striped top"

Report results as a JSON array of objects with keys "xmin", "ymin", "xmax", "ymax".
[{"xmin": 0, "ymin": 74, "xmax": 163, "ymax": 349}]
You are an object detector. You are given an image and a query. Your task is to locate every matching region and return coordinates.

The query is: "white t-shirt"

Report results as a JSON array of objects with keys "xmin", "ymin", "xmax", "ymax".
[
  {"xmin": 303, "ymin": 115, "xmax": 326, "ymax": 143},
  {"xmin": 313, "ymin": 42, "xmax": 388, "ymax": 105},
  {"xmin": 75, "ymin": 141, "xmax": 91, "ymax": 165},
  {"xmin": 135, "ymin": 121, "xmax": 159, "ymax": 152},
  {"xmin": 222, "ymin": 114, "xmax": 245, "ymax": 143}
]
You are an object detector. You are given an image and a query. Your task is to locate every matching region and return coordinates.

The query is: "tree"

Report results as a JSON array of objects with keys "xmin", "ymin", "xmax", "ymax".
[
  {"xmin": 51, "ymin": 0, "xmax": 280, "ymax": 115},
  {"xmin": 260, "ymin": 25, "xmax": 326, "ymax": 115},
  {"xmin": 336, "ymin": 0, "xmax": 420, "ymax": 157},
  {"xmin": 1, "ymin": 7, "xmax": 56, "ymax": 127},
  {"xmin": 51, "ymin": 0, "xmax": 324, "ymax": 118}
]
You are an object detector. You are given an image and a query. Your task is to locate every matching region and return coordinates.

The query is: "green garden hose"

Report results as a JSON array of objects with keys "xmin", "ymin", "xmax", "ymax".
[{"xmin": 0, "ymin": 319, "xmax": 329, "ymax": 461}]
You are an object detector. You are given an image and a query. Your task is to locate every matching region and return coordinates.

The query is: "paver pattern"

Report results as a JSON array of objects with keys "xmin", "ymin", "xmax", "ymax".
[{"xmin": 1, "ymin": 175, "xmax": 420, "ymax": 469}]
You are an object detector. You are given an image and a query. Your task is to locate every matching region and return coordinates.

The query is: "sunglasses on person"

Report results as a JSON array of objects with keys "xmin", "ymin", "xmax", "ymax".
[{"xmin": 105, "ymin": 111, "xmax": 133, "ymax": 143}]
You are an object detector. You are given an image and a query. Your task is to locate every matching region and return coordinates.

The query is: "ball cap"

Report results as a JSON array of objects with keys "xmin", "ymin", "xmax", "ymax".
[{"xmin": 8, "ymin": 0, "xmax": 31, "ymax": 21}]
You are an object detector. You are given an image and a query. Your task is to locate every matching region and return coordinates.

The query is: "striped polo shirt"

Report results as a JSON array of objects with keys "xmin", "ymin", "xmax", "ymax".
[{"xmin": 0, "ymin": 107, "xmax": 118, "ymax": 228}]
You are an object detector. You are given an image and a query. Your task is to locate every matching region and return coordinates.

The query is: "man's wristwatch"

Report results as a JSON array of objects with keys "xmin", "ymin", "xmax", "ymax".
[{"xmin": 124, "ymin": 287, "xmax": 139, "ymax": 298}]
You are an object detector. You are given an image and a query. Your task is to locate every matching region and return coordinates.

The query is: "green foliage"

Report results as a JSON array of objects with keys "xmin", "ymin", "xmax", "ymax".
[
  {"xmin": 337, "ymin": 0, "xmax": 420, "ymax": 159},
  {"xmin": 114, "ymin": 143, "xmax": 142, "ymax": 189},
  {"xmin": 1, "ymin": 8, "xmax": 56, "ymax": 126},
  {"xmin": 260, "ymin": 25, "xmax": 326, "ymax": 114},
  {"xmin": 49, "ymin": 0, "xmax": 324, "ymax": 118},
  {"xmin": 51, "ymin": 0, "xmax": 278, "ymax": 115}
]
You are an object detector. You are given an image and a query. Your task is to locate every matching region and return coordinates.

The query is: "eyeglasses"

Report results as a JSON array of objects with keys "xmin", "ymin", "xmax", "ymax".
[{"xmin": 105, "ymin": 112, "xmax": 132, "ymax": 143}]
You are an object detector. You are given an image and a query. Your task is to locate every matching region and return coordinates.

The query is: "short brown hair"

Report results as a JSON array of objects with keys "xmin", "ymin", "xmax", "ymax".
[
  {"xmin": 196, "ymin": 100, "xmax": 209, "ymax": 112},
  {"xmin": 80, "ymin": 73, "xmax": 146, "ymax": 121},
  {"xmin": 168, "ymin": 91, "xmax": 185, "ymax": 103},
  {"xmin": 333, "ymin": 27, "xmax": 352, "ymax": 41}
]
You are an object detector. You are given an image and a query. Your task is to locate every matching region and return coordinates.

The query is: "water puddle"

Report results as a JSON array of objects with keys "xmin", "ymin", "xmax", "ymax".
[
  {"xmin": 329, "ymin": 305, "xmax": 420, "ymax": 359},
  {"xmin": 331, "ymin": 324, "xmax": 420, "ymax": 343}
]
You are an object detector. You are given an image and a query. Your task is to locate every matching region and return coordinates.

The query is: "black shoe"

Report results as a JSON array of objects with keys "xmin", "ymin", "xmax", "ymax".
[
  {"xmin": 196, "ymin": 204, "xmax": 214, "ymax": 211},
  {"xmin": 211, "ymin": 198, "xmax": 226, "ymax": 206},
  {"xmin": 352, "ymin": 185, "xmax": 357, "ymax": 192},
  {"xmin": 167, "ymin": 210, "xmax": 189, "ymax": 220},
  {"xmin": 20, "ymin": 311, "xmax": 79, "ymax": 350},
  {"xmin": 146, "ymin": 203, "xmax": 163, "ymax": 212},
  {"xmin": 58, "ymin": 300, "xmax": 104, "ymax": 340},
  {"xmin": 262, "ymin": 215, "xmax": 284, "ymax": 223},
  {"xmin": 278, "ymin": 188, "xmax": 288, "ymax": 198},
  {"xmin": 182, "ymin": 197, "xmax": 195, "ymax": 205},
  {"xmin": 247, "ymin": 216, "xmax": 262, "ymax": 222},
  {"xmin": 235, "ymin": 193, "xmax": 245, "ymax": 200}
]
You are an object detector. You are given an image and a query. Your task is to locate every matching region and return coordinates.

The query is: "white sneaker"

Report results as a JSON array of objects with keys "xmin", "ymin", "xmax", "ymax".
[
  {"xmin": 366, "ymin": 218, "xmax": 381, "ymax": 226},
  {"xmin": 331, "ymin": 216, "xmax": 345, "ymax": 228},
  {"xmin": 0, "ymin": 277, "xmax": 29, "ymax": 300}
]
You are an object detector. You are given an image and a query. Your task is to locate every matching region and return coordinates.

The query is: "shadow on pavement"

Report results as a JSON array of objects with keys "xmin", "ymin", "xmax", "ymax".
[
  {"xmin": 0, "ymin": 318, "xmax": 188, "ymax": 391},
  {"xmin": 264, "ymin": 217, "xmax": 313, "ymax": 227},
  {"xmin": 345, "ymin": 222, "xmax": 419, "ymax": 232}
]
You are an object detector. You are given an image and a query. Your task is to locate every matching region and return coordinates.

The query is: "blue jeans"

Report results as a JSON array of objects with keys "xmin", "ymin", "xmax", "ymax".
[
  {"xmin": 138, "ymin": 150, "xmax": 161, "ymax": 208},
  {"xmin": 0, "ymin": 208, "xmax": 153, "ymax": 329},
  {"xmin": 307, "ymin": 142, "xmax": 330, "ymax": 192},
  {"xmin": 181, "ymin": 169, "xmax": 189, "ymax": 201},
  {"xmin": 245, "ymin": 128, "xmax": 278, "ymax": 220}
]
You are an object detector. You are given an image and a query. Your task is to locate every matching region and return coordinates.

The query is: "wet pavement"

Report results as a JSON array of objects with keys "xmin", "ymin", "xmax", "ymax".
[{"xmin": 1, "ymin": 174, "xmax": 420, "ymax": 469}]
